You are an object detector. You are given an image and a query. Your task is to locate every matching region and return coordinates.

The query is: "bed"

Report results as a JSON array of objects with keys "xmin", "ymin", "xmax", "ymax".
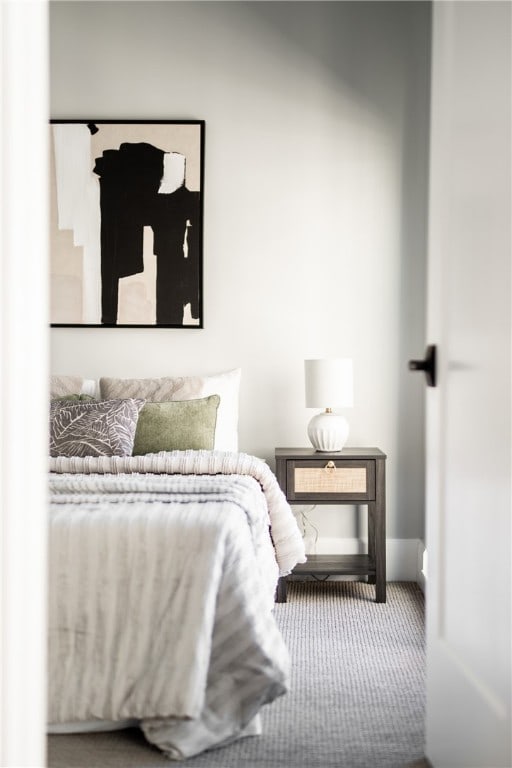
[{"xmin": 47, "ymin": 370, "xmax": 306, "ymax": 761}]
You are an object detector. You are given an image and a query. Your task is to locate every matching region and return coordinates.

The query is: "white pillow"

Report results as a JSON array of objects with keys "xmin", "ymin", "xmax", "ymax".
[
  {"xmin": 99, "ymin": 369, "xmax": 241, "ymax": 452},
  {"xmin": 80, "ymin": 378, "xmax": 100, "ymax": 398}
]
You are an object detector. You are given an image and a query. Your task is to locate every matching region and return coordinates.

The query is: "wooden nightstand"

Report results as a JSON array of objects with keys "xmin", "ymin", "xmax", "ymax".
[{"xmin": 275, "ymin": 447, "xmax": 387, "ymax": 603}]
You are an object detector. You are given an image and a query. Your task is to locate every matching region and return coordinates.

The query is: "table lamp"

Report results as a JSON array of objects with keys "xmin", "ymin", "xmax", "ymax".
[{"xmin": 305, "ymin": 358, "xmax": 353, "ymax": 451}]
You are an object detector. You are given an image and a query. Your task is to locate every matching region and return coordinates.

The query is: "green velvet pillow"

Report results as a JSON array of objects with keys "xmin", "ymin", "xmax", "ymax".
[{"xmin": 132, "ymin": 395, "xmax": 220, "ymax": 455}]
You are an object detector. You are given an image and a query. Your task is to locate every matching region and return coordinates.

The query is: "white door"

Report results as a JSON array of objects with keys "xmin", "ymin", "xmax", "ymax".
[{"xmin": 424, "ymin": 2, "xmax": 511, "ymax": 767}]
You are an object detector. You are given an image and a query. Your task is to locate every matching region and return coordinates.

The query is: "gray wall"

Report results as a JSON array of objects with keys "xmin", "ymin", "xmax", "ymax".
[{"xmin": 50, "ymin": 1, "xmax": 430, "ymax": 544}]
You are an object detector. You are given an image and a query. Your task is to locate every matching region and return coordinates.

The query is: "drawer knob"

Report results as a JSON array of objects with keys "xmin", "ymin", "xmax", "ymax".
[{"xmin": 325, "ymin": 461, "xmax": 336, "ymax": 472}]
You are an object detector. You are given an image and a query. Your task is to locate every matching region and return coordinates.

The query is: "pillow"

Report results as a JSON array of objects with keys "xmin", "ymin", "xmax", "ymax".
[
  {"xmin": 100, "ymin": 369, "xmax": 241, "ymax": 451},
  {"xmin": 81, "ymin": 378, "xmax": 100, "ymax": 398},
  {"xmin": 50, "ymin": 376, "xmax": 99, "ymax": 399},
  {"xmin": 132, "ymin": 396, "xmax": 220, "ymax": 455},
  {"xmin": 50, "ymin": 398, "xmax": 145, "ymax": 458},
  {"xmin": 50, "ymin": 375, "xmax": 84, "ymax": 399}
]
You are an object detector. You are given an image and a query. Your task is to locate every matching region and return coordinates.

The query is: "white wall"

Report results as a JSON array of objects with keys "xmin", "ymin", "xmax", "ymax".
[{"xmin": 50, "ymin": 1, "xmax": 430, "ymax": 543}]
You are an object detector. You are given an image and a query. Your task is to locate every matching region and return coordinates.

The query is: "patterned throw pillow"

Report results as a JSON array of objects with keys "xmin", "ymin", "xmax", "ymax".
[{"xmin": 49, "ymin": 398, "xmax": 145, "ymax": 458}]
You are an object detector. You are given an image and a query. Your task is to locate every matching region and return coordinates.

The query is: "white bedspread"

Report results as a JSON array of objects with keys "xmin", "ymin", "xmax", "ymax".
[
  {"xmin": 48, "ymin": 451, "xmax": 305, "ymax": 760},
  {"xmin": 50, "ymin": 450, "xmax": 306, "ymax": 575}
]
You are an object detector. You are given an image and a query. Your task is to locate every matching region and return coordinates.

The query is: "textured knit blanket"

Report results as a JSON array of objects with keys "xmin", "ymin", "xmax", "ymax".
[
  {"xmin": 48, "ymin": 451, "xmax": 306, "ymax": 760},
  {"xmin": 49, "ymin": 450, "xmax": 306, "ymax": 575}
]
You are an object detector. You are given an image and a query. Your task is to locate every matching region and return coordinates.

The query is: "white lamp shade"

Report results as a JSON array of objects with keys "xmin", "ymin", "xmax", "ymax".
[{"xmin": 305, "ymin": 358, "xmax": 353, "ymax": 409}]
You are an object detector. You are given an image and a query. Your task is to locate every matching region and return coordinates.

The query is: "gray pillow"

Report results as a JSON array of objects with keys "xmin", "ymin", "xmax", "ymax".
[
  {"xmin": 132, "ymin": 396, "xmax": 220, "ymax": 455},
  {"xmin": 50, "ymin": 398, "xmax": 145, "ymax": 458}
]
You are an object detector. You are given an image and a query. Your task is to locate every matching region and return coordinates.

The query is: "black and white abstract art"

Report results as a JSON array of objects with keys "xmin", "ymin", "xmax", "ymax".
[{"xmin": 50, "ymin": 120, "xmax": 204, "ymax": 327}]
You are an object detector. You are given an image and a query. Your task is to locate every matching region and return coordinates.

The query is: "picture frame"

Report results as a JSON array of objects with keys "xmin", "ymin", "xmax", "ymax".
[{"xmin": 49, "ymin": 119, "xmax": 204, "ymax": 328}]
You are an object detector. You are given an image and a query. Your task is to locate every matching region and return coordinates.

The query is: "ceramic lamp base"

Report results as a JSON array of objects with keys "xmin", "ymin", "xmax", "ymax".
[{"xmin": 307, "ymin": 411, "xmax": 349, "ymax": 452}]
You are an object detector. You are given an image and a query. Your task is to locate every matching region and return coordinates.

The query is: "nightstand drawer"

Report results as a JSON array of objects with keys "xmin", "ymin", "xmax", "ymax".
[{"xmin": 286, "ymin": 459, "xmax": 375, "ymax": 502}]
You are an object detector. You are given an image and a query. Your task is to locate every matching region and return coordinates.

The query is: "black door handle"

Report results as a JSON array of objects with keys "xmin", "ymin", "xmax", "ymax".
[{"xmin": 408, "ymin": 345, "xmax": 437, "ymax": 387}]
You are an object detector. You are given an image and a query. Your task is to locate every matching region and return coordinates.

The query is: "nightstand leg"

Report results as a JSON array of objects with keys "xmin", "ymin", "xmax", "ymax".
[
  {"xmin": 369, "ymin": 501, "xmax": 386, "ymax": 601},
  {"xmin": 374, "ymin": 458, "xmax": 386, "ymax": 603},
  {"xmin": 375, "ymin": 521, "xmax": 386, "ymax": 603},
  {"xmin": 367, "ymin": 503, "xmax": 376, "ymax": 585},
  {"xmin": 275, "ymin": 576, "xmax": 287, "ymax": 603}
]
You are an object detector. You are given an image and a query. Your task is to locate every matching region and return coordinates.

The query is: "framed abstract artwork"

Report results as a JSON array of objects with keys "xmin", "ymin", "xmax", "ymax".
[{"xmin": 50, "ymin": 119, "xmax": 204, "ymax": 328}]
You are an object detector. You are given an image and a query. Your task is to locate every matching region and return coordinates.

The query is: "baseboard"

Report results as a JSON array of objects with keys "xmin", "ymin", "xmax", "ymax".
[
  {"xmin": 417, "ymin": 540, "xmax": 427, "ymax": 594},
  {"xmin": 300, "ymin": 537, "xmax": 424, "ymax": 582}
]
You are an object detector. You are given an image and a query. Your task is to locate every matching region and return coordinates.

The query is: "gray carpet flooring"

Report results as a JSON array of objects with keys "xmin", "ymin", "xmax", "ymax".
[{"xmin": 47, "ymin": 581, "xmax": 425, "ymax": 768}]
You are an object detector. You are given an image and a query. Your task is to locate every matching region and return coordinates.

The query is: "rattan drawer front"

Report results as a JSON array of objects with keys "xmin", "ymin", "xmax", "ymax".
[
  {"xmin": 294, "ymin": 466, "xmax": 366, "ymax": 494},
  {"xmin": 286, "ymin": 459, "xmax": 375, "ymax": 501}
]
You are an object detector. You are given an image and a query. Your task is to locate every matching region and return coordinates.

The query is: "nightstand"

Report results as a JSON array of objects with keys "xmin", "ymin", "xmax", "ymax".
[{"xmin": 275, "ymin": 447, "xmax": 387, "ymax": 603}]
